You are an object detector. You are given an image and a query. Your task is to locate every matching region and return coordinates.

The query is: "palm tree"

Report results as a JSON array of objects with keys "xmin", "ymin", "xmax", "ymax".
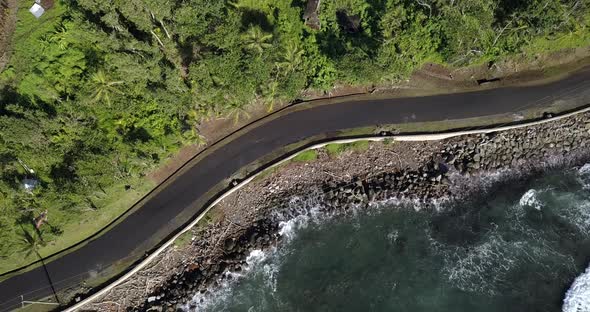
[
  {"xmin": 242, "ymin": 26, "xmax": 273, "ymax": 54},
  {"xmin": 20, "ymin": 227, "xmax": 44, "ymax": 262},
  {"xmin": 19, "ymin": 227, "xmax": 61, "ymax": 304},
  {"xmin": 185, "ymin": 109, "xmax": 207, "ymax": 146},
  {"xmin": 189, "ymin": 85, "xmax": 219, "ymax": 120},
  {"xmin": 50, "ymin": 24, "xmax": 71, "ymax": 50},
  {"xmin": 226, "ymin": 101, "xmax": 251, "ymax": 125},
  {"xmin": 89, "ymin": 70, "xmax": 124, "ymax": 106},
  {"xmin": 277, "ymin": 42, "xmax": 304, "ymax": 74},
  {"xmin": 261, "ymin": 79, "xmax": 279, "ymax": 112}
]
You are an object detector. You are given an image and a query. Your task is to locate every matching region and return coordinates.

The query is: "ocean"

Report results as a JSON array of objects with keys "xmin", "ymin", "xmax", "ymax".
[{"xmin": 184, "ymin": 164, "xmax": 590, "ymax": 312}]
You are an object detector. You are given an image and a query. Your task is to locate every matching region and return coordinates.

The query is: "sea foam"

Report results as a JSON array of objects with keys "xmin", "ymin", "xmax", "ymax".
[
  {"xmin": 563, "ymin": 264, "xmax": 590, "ymax": 312},
  {"xmin": 578, "ymin": 163, "xmax": 590, "ymax": 175},
  {"xmin": 578, "ymin": 163, "xmax": 590, "ymax": 189},
  {"xmin": 278, "ymin": 215, "xmax": 310, "ymax": 240},
  {"xmin": 183, "ymin": 249, "xmax": 278, "ymax": 311},
  {"xmin": 519, "ymin": 189, "xmax": 543, "ymax": 211}
]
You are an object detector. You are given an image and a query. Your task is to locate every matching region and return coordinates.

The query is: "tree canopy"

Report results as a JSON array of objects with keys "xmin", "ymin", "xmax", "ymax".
[{"xmin": 0, "ymin": 0, "xmax": 589, "ymax": 270}]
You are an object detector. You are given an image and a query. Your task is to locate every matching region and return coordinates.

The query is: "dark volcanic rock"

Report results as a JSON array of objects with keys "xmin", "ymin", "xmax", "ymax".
[{"xmin": 138, "ymin": 112, "xmax": 590, "ymax": 311}]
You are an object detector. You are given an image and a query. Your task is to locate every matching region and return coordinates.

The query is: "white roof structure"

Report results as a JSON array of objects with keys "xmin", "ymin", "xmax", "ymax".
[
  {"xmin": 29, "ymin": 3, "xmax": 45, "ymax": 19},
  {"xmin": 23, "ymin": 178, "xmax": 39, "ymax": 192}
]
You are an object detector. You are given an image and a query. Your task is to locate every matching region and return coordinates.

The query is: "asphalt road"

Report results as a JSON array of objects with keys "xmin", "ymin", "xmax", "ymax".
[{"xmin": 1, "ymin": 68, "xmax": 590, "ymax": 311}]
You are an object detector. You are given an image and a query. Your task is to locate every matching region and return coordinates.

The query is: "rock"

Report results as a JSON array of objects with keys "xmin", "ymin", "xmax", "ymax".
[
  {"xmin": 132, "ymin": 113, "xmax": 590, "ymax": 312},
  {"xmin": 224, "ymin": 238, "xmax": 236, "ymax": 251},
  {"xmin": 248, "ymin": 232, "xmax": 258, "ymax": 245}
]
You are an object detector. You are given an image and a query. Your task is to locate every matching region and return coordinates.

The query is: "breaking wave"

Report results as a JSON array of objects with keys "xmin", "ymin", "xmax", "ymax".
[
  {"xmin": 579, "ymin": 163, "xmax": 590, "ymax": 175},
  {"xmin": 563, "ymin": 264, "xmax": 590, "ymax": 312},
  {"xmin": 579, "ymin": 163, "xmax": 590, "ymax": 190},
  {"xmin": 184, "ymin": 164, "xmax": 590, "ymax": 311},
  {"xmin": 519, "ymin": 189, "xmax": 543, "ymax": 210},
  {"xmin": 183, "ymin": 200, "xmax": 324, "ymax": 311},
  {"xmin": 183, "ymin": 247, "xmax": 284, "ymax": 311}
]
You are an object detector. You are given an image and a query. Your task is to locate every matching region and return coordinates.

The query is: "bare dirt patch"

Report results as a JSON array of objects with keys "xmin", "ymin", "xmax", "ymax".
[{"xmin": 0, "ymin": 0, "xmax": 17, "ymax": 72}]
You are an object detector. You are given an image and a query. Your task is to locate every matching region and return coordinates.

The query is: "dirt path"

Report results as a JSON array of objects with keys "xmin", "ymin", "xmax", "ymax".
[{"xmin": 0, "ymin": 0, "xmax": 17, "ymax": 72}]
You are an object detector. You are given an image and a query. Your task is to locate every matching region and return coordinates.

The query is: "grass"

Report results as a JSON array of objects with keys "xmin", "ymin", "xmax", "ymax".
[
  {"xmin": 173, "ymin": 231, "xmax": 193, "ymax": 248},
  {"xmin": 2, "ymin": 0, "xmax": 65, "ymax": 77},
  {"xmin": 1, "ymin": 0, "xmax": 588, "ymax": 284},
  {"xmin": 0, "ymin": 1, "xmax": 74, "ymax": 275},
  {"xmin": 293, "ymin": 150, "xmax": 318, "ymax": 162},
  {"xmin": 325, "ymin": 140, "xmax": 370, "ymax": 157},
  {"xmin": 325, "ymin": 143, "xmax": 345, "ymax": 156},
  {"xmin": 292, "ymin": 149, "xmax": 318, "ymax": 162},
  {"xmin": 382, "ymin": 138, "xmax": 394, "ymax": 145},
  {"xmin": 15, "ymin": 302, "xmax": 56, "ymax": 312},
  {"xmin": 0, "ymin": 178, "xmax": 155, "ymax": 275},
  {"xmin": 194, "ymin": 206, "xmax": 225, "ymax": 232},
  {"xmin": 523, "ymin": 13, "xmax": 590, "ymax": 56},
  {"xmin": 36, "ymin": 179, "xmax": 155, "ymax": 254},
  {"xmin": 1, "ymin": 57, "xmax": 585, "ymax": 277}
]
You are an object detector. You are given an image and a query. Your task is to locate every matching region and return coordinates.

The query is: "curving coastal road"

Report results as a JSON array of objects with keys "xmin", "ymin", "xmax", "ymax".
[{"xmin": 1, "ymin": 68, "xmax": 590, "ymax": 311}]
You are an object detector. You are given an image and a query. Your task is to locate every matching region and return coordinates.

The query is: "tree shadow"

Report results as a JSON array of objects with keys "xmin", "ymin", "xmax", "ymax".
[
  {"xmin": 0, "ymin": 86, "xmax": 28, "ymax": 119},
  {"xmin": 0, "ymin": 151, "xmax": 23, "ymax": 190},
  {"xmin": 315, "ymin": 28, "xmax": 347, "ymax": 59},
  {"xmin": 19, "ymin": 226, "xmax": 61, "ymax": 305},
  {"xmin": 0, "ymin": 168, "xmax": 23, "ymax": 190},
  {"xmin": 290, "ymin": 0, "xmax": 308, "ymax": 12},
  {"xmin": 315, "ymin": 5, "xmax": 384, "ymax": 61},
  {"xmin": 123, "ymin": 126, "xmax": 152, "ymax": 143},
  {"xmin": 494, "ymin": 0, "xmax": 530, "ymax": 25},
  {"xmin": 46, "ymin": 221, "xmax": 64, "ymax": 236},
  {"xmin": 16, "ymin": 210, "xmax": 35, "ymax": 227},
  {"xmin": 114, "ymin": 8, "xmax": 152, "ymax": 43},
  {"xmin": 240, "ymin": 8, "xmax": 273, "ymax": 32},
  {"xmin": 49, "ymin": 152, "xmax": 79, "ymax": 190},
  {"xmin": 0, "ymin": 84, "xmax": 57, "ymax": 118},
  {"xmin": 336, "ymin": 10, "xmax": 361, "ymax": 34}
]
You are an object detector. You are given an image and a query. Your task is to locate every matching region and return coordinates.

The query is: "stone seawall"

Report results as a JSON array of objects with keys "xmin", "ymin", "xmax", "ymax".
[
  {"xmin": 138, "ymin": 112, "xmax": 590, "ymax": 312},
  {"xmin": 325, "ymin": 114, "xmax": 590, "ymax": 210}
]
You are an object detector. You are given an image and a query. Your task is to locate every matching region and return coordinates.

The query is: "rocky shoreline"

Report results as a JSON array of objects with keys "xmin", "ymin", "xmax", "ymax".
[{"xmin": 87, "ymin": 112, "xmax": 590, "ymax": 312}]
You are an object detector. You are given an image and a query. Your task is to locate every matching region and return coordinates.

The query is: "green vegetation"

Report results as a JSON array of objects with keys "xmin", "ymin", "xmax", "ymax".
[
  {"xmin": 325, "ymin": 140, "xmax": 370, "ymax": 156},
  {"xmin": 16, "ymin": 302, "xmax": 56, "ymax": 312},
  {"xmin": 382, "ymin": 138, "xmax": 394, "ymax": 145},
  {"xmin": 173, "ymin": 230, "xmax": 193, "ymax": 248},
  {"xmin": 325, "ymin": 143, "xmax": 345, "ymax": 156},
  {"xmin": 0, "ymin": 0, "xmax": 589, "ymax": 274},
  {"xmin": 194, "ymin": 206, "xmax": 225, "ymax": 232},
  {"xmin": 292, "ymin": 149, "xmax": 318, "ymax": 162}
]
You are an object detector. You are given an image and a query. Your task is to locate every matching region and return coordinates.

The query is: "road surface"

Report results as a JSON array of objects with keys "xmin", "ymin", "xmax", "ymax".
[{"xmin": 1, "ymin": 68, "xmax": 590, "ymax": 311}]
